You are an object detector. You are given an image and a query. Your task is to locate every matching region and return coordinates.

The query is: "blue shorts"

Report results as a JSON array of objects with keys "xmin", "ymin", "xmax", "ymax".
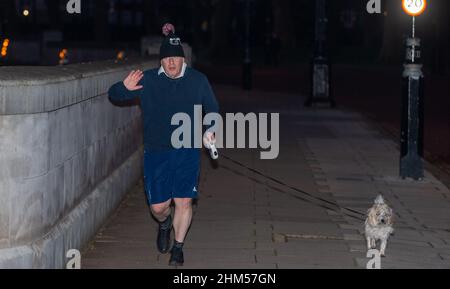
[{"xmin": 143, "ymin": 148, "xmax": 200, "ymax": 205}]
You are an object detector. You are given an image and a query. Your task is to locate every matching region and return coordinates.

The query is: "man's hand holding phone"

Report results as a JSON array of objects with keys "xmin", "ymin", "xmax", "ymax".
[{"xmin": 203, "ymin": 132, "xmax": 218, "ymax": 160}]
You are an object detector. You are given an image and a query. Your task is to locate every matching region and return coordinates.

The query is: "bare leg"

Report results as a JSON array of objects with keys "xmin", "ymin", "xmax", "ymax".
[
  {"xmin": 172, "ymin": 198, "xmax": 193, "ymax": 242},
  {"xmin": 150, "ymin": 199, "xmax": 172, "ymax": 222}
]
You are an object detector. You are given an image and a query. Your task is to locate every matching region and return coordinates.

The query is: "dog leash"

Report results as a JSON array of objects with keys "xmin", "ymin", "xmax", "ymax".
[
  {"xmin": 205, "ymin": 147, "xmax": 450, "ymax": 234},
  {"xmin": 218, "ymin": 153, "xmax": 450, "ymax": 235},
  {"xmin": 220, "ymin": 153, "xmax": 366, "ymax": 221}
]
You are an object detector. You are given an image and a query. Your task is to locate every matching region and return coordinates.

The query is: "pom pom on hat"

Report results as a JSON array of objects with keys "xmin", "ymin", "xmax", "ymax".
[{"xmin": 162, "ymin": 23, "xmax": 175, "ymax": 36}]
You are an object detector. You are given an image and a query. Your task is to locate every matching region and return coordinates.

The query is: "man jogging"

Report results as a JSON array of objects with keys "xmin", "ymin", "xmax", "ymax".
[{"xmin": 108, "ymin": 23, "xmax": 219, "ymax": 266}]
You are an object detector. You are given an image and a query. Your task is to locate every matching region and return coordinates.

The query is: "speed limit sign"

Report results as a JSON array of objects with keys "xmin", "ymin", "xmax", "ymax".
[{"xmin": 402, "ymin": 0, "xmax": 427, "ymax": 16}]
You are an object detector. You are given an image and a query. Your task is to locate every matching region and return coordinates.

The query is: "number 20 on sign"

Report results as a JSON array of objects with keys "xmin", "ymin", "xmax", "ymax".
[{"xmin": 402, "ymin": 0, "xmax": 427, "ymax": 16}]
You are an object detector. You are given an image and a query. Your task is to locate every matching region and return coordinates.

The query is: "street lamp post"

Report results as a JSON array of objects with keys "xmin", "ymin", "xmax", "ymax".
[
  {"xmin": 305, "ymin": 0, "xmax": 335, "ymax": 107},
  {"xmin": 400, "ymin": 0, "xmax": 427, "ymax": 180}
]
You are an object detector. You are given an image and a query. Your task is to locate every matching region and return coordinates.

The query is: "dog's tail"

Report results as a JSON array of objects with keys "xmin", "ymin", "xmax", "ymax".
[{"xmin": 374, "ymin": 195, "xmax": 385, "ymax": 205}]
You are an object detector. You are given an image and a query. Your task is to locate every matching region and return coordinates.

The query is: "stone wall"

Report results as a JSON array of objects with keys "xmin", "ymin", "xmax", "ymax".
[{"xmin": 0, "ymin": 57, "xmax": 159, "ymax": 268}]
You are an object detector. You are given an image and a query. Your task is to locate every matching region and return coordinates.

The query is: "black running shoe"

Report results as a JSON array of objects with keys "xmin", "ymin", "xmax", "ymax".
[
  {"xmin": 157, "ymin": 215, "xmax": 172, "ymax": 254},
  {"xmin": 169, "ymin": 246, "xmax": 184, "ymax": 266}
]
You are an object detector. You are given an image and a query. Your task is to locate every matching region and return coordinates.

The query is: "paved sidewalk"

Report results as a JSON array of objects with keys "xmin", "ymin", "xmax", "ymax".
[{"xmin": 82, "ymin": 85, "xmax": 450, "ymax": 269}]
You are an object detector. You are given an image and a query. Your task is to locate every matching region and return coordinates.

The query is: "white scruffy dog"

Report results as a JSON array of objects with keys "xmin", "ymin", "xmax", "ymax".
[{"xmin": 365, "ymin": 195, "xmax": 394, "ymax": 257}]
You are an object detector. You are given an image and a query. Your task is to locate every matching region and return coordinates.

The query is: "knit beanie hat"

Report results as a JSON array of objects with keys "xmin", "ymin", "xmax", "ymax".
[{"xmin": 159, "ymin": 23, "xmax": 185, "ymax": 60}]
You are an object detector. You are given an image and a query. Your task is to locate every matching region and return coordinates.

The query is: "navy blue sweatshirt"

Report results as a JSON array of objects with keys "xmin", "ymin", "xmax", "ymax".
[{"xmin": 108, "ymin": 67, "xmax": 219, "ymax": 151}]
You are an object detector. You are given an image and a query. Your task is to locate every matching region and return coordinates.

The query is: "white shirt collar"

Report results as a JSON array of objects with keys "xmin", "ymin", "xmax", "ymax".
[{"xmin": 158, "ymin": 62, "xmax": 187, "ymax": 79}]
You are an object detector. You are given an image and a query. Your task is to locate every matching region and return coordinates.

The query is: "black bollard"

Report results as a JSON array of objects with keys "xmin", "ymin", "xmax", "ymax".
[
  {"xmin": 400, "ymin": 37, "xmax": 424, "ymax": 180},
  {"xmin": 305, "ymin": 0, "xmax": 335, "ymax": 107}
]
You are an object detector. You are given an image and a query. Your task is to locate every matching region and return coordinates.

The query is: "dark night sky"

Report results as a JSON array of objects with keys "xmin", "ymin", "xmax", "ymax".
[{"xmin": 0, "ymin": 0, "xmax": 448, "ymax": 70}]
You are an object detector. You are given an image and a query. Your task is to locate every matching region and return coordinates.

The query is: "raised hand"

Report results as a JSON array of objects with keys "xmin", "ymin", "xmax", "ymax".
[{"xmin": 123, "ymin": 70, "xmax": 144, "ymax": 91}]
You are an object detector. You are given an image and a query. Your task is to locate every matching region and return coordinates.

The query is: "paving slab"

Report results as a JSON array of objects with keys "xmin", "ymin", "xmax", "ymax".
[{"xmin": 82, "ymin": 85, "xmax": 450, "ymax": 269}]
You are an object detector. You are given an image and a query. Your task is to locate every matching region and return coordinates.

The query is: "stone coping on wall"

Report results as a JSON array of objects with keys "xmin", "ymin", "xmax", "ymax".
[{"xmin": 0, "ymin": 56, "xmax": 159, "ymax": 115}]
